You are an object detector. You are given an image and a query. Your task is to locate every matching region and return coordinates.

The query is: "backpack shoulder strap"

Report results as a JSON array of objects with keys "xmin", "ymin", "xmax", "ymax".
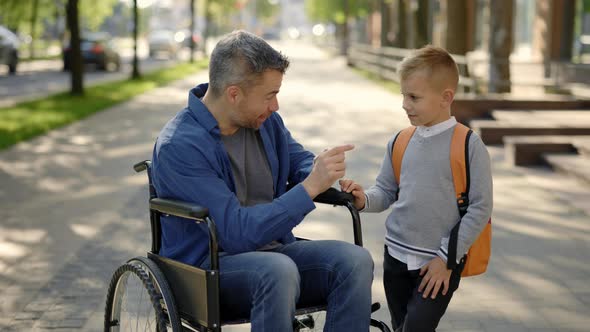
[
  {"xmin": 448, "ymin": 122, "xmax": 473, "ymax": 269},
  {"xmin": 391, "ymin": 126, "xmax": 416, "ymax": 184},
  {"xmin": 450, "ymin": 123, "xmax": 472, "ymax": 201}
]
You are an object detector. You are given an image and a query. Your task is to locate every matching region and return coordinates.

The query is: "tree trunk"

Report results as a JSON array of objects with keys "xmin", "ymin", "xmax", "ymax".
[
  {"xmin": 131, "ymin": 0, "xmax": 140, "ymax": 79},
  {"xmin": 394, "ymin": 0, "xmax": 407, "ymax": 48},
  {"xmin": 339, "ymin": 0, "xmax": 350, "ymax": 56},
  {"xmin": 558, "ymin": 0, "xmax": 575, "ymax": 61},
  {"xmin": 66, "ymin": 0, "xmax": 83, "ymax": 95},
  {"xmin": 29, "ymin": 0, "xmax": 39, "ymax": 59},
  {"xmin": 203, "ymin": 0, "xmax": 211, "ymax": 56},
  {"xmin": 189, "ymin": 0, "xmax": 196, "ymax": 63},
  {"xmin": 446, "ymin": 0, "xmax": 468, "ymax": 54},
  {"xmin": 414, "ymin": 0, "xmax": 430, "ymax": 48},
  {"xmin": 380, "ymin": 0, "xmax": 392, "ymax": 47},
  {"xmin": 488, "ymin": 0, "xmax": 513, "ymax": 93}
]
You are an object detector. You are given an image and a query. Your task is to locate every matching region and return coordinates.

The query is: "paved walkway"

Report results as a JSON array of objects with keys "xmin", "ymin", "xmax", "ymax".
[{"xmin": 0, "ymin": 40, "xmax": 589, "ymax": 331}]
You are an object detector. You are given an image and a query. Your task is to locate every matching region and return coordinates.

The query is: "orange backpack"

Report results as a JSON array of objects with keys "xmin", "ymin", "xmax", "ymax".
[{"xmin": 391, "ymin": 123, "xmax": 491, "ymax": 277}]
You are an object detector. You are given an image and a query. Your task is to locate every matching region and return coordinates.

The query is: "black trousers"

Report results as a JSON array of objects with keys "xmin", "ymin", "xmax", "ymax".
[{"xmin": 383, "ymin": 247, "xmax": 463, "ymax": 332}]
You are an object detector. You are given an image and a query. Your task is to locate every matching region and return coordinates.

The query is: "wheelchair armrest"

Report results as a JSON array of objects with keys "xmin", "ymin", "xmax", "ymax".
[
  {"xmin": 313, "ymin": 188, "xmax": 364, "ymax": 247},
  {"xmin": 313, "ymin": 187, "xmax": 354, "ymax": 206},
  {"xmin": 150, "ymin": 198, "xmax": 209, "ymax": 221},
  {"xmin": 150, "ymin": 198, "xmax": 220, "ymax": 269},
  {"xmin": 134, "ymin": 160, "xmax": 151, "ymax": 173}
]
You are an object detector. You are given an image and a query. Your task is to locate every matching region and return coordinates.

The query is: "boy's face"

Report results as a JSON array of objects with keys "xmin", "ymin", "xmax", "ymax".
[{"xmin": 400, "ymin": 69, "xmax": 453, "ymax": 127}]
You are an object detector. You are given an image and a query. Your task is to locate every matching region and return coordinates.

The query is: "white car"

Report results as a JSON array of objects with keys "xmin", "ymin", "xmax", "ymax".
[
  {"xmin": 148, "ymin": 30, "xmax": 180, "ymax": 58},
  {"xmin": 0, "ymin": 25, "xmax": 19, "ymax": 74}
]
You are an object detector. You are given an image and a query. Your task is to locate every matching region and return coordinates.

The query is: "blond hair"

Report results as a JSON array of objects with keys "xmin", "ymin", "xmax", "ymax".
[{"xmin": 398, "ymin": 45, "xmax": 459, "ymax": 91}]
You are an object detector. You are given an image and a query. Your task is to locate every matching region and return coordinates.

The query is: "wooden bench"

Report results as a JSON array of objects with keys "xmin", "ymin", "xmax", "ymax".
[
  {"xmin": 570, "ymin": 136, "xmax": 590, "ymax": 155},
  {"xmin": 471, "ymin": 110, "xmax": 590, "ymax": 145},
  {"xmin": 347, "ymin": 44, "xmax": 475, "ymax": 93},
  {"xmin": 472, "ymin": 120, "xmax": 590, "ymax": 145},
  {"xmin": 452, "ymin": 96, "xmax": 590, "ymax": 124},
  {"xmin": 504, "ymin": 135, "xmax": 584, "ymax": 166},
  {"xmin": 491, "ymin": 110, "xmax": 590, "ymax": 125},
  {"xmin": 544, "ymin": 152, "xmax": 590, "ymax": 185},
  {"xmin": 504, "ymin": 135, "xmax": 590, "ymax": 183}
]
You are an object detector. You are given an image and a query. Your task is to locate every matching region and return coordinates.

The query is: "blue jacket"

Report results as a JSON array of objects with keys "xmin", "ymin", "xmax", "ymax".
[{"xmin": 152, "ymin": 83, "xmax": 317, "ymax": 267}]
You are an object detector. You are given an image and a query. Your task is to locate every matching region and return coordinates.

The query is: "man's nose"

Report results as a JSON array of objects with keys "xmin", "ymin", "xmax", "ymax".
[{"xmin": 269, "ymin": 96, "xmax": 279, "ymax": 112}]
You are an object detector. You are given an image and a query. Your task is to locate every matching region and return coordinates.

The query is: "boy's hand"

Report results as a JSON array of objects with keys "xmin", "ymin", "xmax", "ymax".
[
  {"xmin": 339, "ymin": 178, "xmax": 366, "ymax": 210},
  {"xmin": 418, "ymin": 257, "xmax": 452, "ymax": 299}
]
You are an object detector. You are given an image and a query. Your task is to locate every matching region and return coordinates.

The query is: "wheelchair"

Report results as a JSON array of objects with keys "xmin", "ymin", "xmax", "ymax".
[{"xmin": 104, "ymin": 160, "xmax": 391, "ymax": 332}]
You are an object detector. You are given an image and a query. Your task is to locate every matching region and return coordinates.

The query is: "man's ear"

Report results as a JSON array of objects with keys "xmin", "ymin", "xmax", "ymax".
[{"xmin": 225, "ymin": 85, "xmax": 241, "ymax": 105}]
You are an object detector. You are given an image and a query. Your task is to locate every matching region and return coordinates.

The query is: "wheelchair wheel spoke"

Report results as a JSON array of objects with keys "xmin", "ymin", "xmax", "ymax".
[
  {"xmin": 119, "ymin": 271, "xmax": 153, "ymax": 331},
  {"xmin": 105, "ymin": 263, "xmax": 169, "ymax": 332}
]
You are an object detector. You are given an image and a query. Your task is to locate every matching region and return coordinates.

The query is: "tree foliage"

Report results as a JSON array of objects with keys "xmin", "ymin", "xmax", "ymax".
[
  {"xmin": 0, "ymin": 0, "xmax": 56, "ymax": 34},
  {"xmin": 0, "ymin": 0, "xmax": 118, "ymax": 34},
  {"xmin": 305, "ymin": 0, "xmax": 373, "ymax": 24},
  {"xmin": 253, "ymin": 0, "xmax": 280, "ymax": 24},
  {"xmin": 79, "ymin": 0, "xmax": 119, "ymax": 31}
]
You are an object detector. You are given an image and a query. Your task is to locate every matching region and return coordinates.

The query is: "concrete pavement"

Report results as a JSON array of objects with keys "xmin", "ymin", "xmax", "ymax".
[{"xmin": 0, "ymin": 40, "xmax": 589, "ymax": 331}]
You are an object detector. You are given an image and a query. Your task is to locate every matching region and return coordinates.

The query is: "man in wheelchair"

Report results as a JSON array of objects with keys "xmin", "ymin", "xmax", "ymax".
[{"xmin": 151, "ymin": 30, "xmax": 375, "ymax": 331}]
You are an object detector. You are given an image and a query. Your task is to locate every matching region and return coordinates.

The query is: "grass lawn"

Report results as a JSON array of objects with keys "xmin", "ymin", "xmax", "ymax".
[
  {"xmin": 0, "ymin": 60, "xmax": 208, "ymax": 150},
  {"xmin": 20, "ymin": 54, "xmax": 61, "ymax": 62}
]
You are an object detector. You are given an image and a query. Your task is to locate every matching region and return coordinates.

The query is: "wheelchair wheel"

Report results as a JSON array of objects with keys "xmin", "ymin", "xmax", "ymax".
[
  {"xmin": 128, "ymin": 257, "xmax": 182, "ymax": 331},
  {"xmin": 294, "ymin": 311, "xmax": 391, "ymax": 331},
  {"xmin": 293, "ymin": 311, "xmax": 324, "ymax": 331},
  {"xmin": 105, "ymin": 257, "xmax": 181, "ymax": 331}
]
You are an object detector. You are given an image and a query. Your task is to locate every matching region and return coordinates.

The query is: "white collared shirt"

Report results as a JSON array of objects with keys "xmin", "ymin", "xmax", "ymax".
[{"xmin": 415, "ymin": 116, "xmax": 457, "ymax": 138}]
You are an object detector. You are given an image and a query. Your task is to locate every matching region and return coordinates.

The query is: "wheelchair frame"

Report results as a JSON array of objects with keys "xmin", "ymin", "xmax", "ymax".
[{"xmin": 104, "ymin": 160, "xmax": 391, "ymax": 332}]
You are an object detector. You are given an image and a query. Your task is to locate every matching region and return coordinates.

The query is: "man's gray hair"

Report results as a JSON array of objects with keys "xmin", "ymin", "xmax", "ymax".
[{"xmin": 208, "ymin": 30, "xmax": 290, "ymax": 97}]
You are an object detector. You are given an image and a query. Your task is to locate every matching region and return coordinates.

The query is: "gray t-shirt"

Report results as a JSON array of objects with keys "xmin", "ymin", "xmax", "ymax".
[
  {"xmin": 221, "ymin": 127, "xmax": 274, "ymax": 207},
  {"xmin": 221, "ymin": 127, "xmax": 280, "ymax": 250}
]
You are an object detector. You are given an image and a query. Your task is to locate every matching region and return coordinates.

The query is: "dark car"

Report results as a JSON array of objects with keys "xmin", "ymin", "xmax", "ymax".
[
  {"xmin": 0, "ymin": 25, "xmax": 19, "ymax": 75},
  {"xmin": 63, "ymin": 33, "xmax": 121, "ymax": 71}
]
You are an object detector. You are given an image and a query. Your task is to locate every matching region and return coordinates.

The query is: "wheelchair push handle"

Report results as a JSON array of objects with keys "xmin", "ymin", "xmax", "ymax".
[
  {"xmin": 134, "ymin": 160, "xmax": 151, "ymax": 173},
  {"xmin": 313, "ymin": 187, "xmax": 354, "ymax": 206}
]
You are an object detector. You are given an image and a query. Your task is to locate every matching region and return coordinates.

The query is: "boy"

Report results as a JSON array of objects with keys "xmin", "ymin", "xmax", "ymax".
[{"xmin": 340, "ymin": 45, "xmax": 493, "ymax": 332}]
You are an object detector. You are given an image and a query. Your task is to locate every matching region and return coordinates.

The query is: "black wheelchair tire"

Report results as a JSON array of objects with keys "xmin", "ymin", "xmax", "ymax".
[
  {"xmin": 104, "ymin": 259, "xmax": 180, "ymax": 331},
  {"xmin": 371, "ymin": 318, "xmax": 392, "ymax": 332},
  {"xmin": 127, "ymin": 257, "xmax": 182, "ymax": 331}
]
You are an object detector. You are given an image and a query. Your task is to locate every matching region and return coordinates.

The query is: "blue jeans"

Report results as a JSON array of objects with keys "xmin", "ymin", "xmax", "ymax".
[{"xmin": 207, "ymin": 240, "xmax": 374, "ymax": 331}]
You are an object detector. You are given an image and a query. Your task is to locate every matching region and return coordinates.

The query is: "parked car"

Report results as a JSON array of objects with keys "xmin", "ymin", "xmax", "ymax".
[
  {"xmin": 148, "ymin": 30, "xmax": 180, "ymax": 58},
  {"xmin": 178, "ymin": 29, "xmax": 202, "ymax": 49},
  {"xmin": 261, "ymin": 28, "xmax": 280, "ymax": 40},
  {"xmin": 575, "ymin": 34, "xmax": 590, "ymax": 57},
  {"xmin": 63, "ymin": 33, "xmax": 121, "ymax": 71},
  {"xmin": 0, "ymin": 25, "xmax": 19, "ymax": 75}
]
